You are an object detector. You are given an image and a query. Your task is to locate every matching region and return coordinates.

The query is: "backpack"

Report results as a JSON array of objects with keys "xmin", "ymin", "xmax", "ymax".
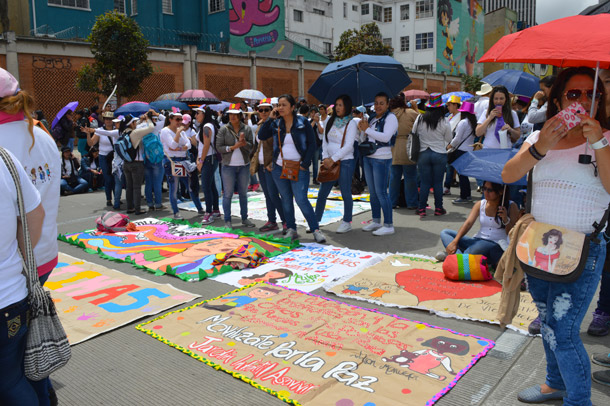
[
  {"xmin": 142, "ymin": 133, "xmax": 164, "ymax": 164},
  {"xmin": 96, "ymin": 211, "xmax": 130, "ymax": 233},
  {"xmin": 114, "ymin": 131, "xmax": 137, "ymax": 162}
]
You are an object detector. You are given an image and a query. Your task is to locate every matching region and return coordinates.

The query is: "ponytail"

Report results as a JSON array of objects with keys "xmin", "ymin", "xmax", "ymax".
[{"xmin": 0, "ymin": 90, "xmax": 36, "ymax": 151}]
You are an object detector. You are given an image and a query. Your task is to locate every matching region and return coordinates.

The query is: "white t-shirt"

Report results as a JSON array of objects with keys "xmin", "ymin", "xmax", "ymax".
[
  {"xmin": 322, "ymin": 120, "xmax": 358, "ymax": 162},
  {"xmin": 474, "ymin": 199, "xmax": 509, "ymax": 244},
  {"xmin": 276, "ymin": 133, "xmax": 301, "ymax": 166},
  {"xmin": 94, "ymin": 128, "xmax": 120, "ymax": 155},
  {"xmin": 478, "ymin": 110, "xmax": 520, "ymax": 149},
  {"xmin": 447, "ymin": 112, "xmax": 461, "ymax": 132},
  {"xmin": 160, "ymin": 127, "xmax": 189, "ymax": 158},
  {"xmin": 0, "ymin": 149, "xmax": 41, "ymax": 309},
  {"xmin": 197, "ymin": 123, "xmax": 217, "ymax": 159},
  {"xmin": 474, "ymin": 97, "xmax": 490, "ymax": 119},
  {"xmin": 364, "ymin": 112, "xmax": 398, "ymax": 160},
  {"xmin": 0, "ymin": 121, "xmax": 60, "ymax": 272},
  {"xmin": 317, "ymin": 116, "xmax": 330, "ymax": 140},
  {"xmin": 450, "ymin": 119, "xmax": 476, "ymax": 152}
]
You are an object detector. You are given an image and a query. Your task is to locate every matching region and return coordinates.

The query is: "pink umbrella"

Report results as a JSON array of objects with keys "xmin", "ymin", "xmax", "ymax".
[
  {"xmin": 403, "ymin": 90, "xmax": 430, "ymax": 101},
  {"xmin": 178, "ymin": 89, "xmax": 220, "ymax": 104}
]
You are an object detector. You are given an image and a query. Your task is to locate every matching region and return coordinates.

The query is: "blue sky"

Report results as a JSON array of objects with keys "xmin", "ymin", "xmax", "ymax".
[{"xmin": 537, "ymin": 0, "xmax": 600, "ymax": 24}]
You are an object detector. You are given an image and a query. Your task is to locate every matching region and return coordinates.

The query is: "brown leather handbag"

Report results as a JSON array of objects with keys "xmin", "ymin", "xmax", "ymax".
[
  {"xmin": 278, "ymin": 127, "xmax": 301, "ymax": 181},
  {"xmin": 317, "ymin": 119, "xmax": 350, "ymax": 183}
]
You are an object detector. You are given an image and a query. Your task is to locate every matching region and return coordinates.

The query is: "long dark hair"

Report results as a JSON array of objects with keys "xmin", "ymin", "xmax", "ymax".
[
  {"xmin": 118, "ymin": 114, "xmax": 134, "ymax": 134},
  {"xmin": 389, "ymin": 93, "xmax": 407, "ymax": 110},
  {"xmin": 461, "ymin": 111, "xmax": 477, "ymax": 134},
  {"xmin": 325, "ymin": 94, "xmax": 353, "ymax": 136},
  {"xmin": 421, "ymin": 106, "xmax": 446, "ymax": 131},
  {"xmin": 485, "ymin": 86, "xmax": 514, "ymax": 128},
  {"xmin": 485, "ymin": 181, "xmax": 510, "ymax": 228},
  {"xmin": 198, "ymin": 109, "xmax": 219, "ymax": 143}
]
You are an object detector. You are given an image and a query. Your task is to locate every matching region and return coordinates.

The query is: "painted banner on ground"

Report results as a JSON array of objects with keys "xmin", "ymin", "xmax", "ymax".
[
  {"xmin": 179, "ymin": 194, "xmax": 370, "ymax": 226},
  {"xmin": 61, "ymin": 218, "xmax": 296, "ymax": 282},
  {"xmin": 307, "ymin": 188, "xmax": 370, "ymax": 202},
  {"xmin": 213, "ymin": 243, "xmax": 384, "ymax": 292},
  {"xmin": 325, "ymin": 254, "xmax": 537, "ymax": 334},
  {"xmin": 50, "ymin": 253, "xmax": 198, "ymax": 345},
  {"xmin": 137, "ymin": 283, "xmax": 494, "ymax": 405}
]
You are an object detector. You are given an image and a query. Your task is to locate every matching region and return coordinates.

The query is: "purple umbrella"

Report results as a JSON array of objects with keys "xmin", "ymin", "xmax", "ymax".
[{"xmin": 52, "ymin": 101, "xmax": 78, "ymax": 129}]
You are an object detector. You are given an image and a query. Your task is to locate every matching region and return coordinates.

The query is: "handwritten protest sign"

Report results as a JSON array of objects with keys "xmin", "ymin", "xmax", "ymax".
[
  {"xmin": 137, "ymin": 283, "xmax": 494, "ymax": 405},
  {"xmin": 325, "ymin": 254, "xmax": 538, "ymax": 334},
  {"xmin": 49, "ymin": 253, "xmax": 199, "ymax": 344}
]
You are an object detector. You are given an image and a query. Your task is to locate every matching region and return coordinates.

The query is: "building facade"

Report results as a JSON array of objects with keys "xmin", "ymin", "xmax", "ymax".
[{"xmin": 482, "ymin": 0, "xmax": 536, "ymax": 27}]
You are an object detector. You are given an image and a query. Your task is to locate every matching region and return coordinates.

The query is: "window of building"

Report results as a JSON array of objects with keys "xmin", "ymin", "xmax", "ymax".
[
  {"xmin": 352, "ymin": 5, "xmax": 358, "ymax": 12},
  {"xmin": 48, "ymin": 0, "xmax": 90, "ymax": 9},
  {"xmin": 294, "ymin": 9, "xmax": 303, "ymax": 22},
  {"xmin": 323, "ymin": 42, "xmax": 332, "ymax": 55},
  {"xmin": 306, "ymin": 39, "xmax": 311, "ymax": 48},
  {"xmin": 343, "ymin": 2, "xmax": 347, "ymax": 18},
  {"xmin": 372, "ymin": 4, "xmax": 382, "ymax": 21},
  {"xmin": 400, "ymin": 4, "xmax": 409, "ymax": 20},
  {"xmin": 313, "ymin": 8, "xmax": 325, "ymax": 15},
  {"xmin": 113, "ymin": 0, "xmax": 125, "ymax": 13},
  {"xmin": 209, "ymin": 0, "xmax": 225, "ymax": 13},
  {"xmin": 162, "ymin": 0, "xmax": 172, "ymax": 14},
  {"xmin": 415, "ymin": 0, "xmax": 433, "ymax": 19},
  {"xmin": 382, "ymin": 38, "xmax": 392, "ymax": 48},
  {"xmin": 361, "ymin": 3, "xmax": 369, "ymax": 15},
  {"xmin": 415, "ymin": 32, "xmax": 433, "ymax": 50},
  {"xmin": 130, "ymin": 0, "xmax": 137, "ymax": 15},
  {"xmin": 383, "ymin": 7, "xmax": 392, "ymax": 22},
  {"xmin": 400, "ymin": 36, "xmax": 409, "ymax": 52},
  {"xmin": 416, "ymin": 64, "xmax": 433, "ymax": 72}
]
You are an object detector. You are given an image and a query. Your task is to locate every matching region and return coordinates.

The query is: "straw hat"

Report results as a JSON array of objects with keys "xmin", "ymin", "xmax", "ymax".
[
  {"xmin": 102, "ymin": 111, "xmax": 114, "ymax": 119},
  {"xmin": 476, "ymin": 83, "xmax": 493, "ymax": 96},
  {"xmin": 426, "ymin": 93, "xmax": 443, "ymax": 108}
]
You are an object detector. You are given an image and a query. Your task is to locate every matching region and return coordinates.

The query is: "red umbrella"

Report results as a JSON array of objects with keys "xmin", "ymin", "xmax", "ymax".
[
  {"xmin": 403, "ymin": 90, "xmax": 430, "ymax": 101},
  {"xmin": 177, "ymin": 89, "xmax": 220, "ymax": 104}
]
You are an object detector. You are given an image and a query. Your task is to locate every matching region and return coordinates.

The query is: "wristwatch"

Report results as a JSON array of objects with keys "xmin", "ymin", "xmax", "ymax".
[{"xmin": 590, "ymin": 137, "xmax": 609, "ymax": 150}]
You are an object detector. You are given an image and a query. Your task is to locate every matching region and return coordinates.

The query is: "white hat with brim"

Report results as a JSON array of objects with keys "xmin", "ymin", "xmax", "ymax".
[
  {"xmin": 193, "ymin": 105, "xmax": 206, "ymax": 113},
  {"xmin": 226, "ymin": 103, "xmax": 242, "ymax": 114},
  {"xmin": 476, "ymin": 83, "xmax": 493, "ymax": 96},
  {"xmin": 112, "ymin": 115, "xmax": 124, "ymax": 123},
  {"xmin": 169, "ymin": 112, "xmax": 183, "ymax": 118},
  {"xmin": 125, "ymin": 116, "xmax": 138, "ymax": 126}
]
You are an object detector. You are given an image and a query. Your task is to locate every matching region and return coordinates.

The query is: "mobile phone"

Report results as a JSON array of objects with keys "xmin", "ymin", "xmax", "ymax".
[{"xmin": 555, "ymin": 101, "xmax": 587, "ymax": 130}]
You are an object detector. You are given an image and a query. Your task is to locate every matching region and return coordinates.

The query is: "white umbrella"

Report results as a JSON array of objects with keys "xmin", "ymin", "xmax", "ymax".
[{"xmin": 235, "ymin": 89, "xmax": 266, "ymax": 101}]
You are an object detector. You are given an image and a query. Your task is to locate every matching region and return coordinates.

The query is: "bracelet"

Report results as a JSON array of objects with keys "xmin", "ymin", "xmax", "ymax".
[
  {"xmin": 502, "ymin": 216, "xmax": 511, "ymax": 226},
  {"xmin": 528, "ymin": 144, "xmax": 546, "ymax": 160}
]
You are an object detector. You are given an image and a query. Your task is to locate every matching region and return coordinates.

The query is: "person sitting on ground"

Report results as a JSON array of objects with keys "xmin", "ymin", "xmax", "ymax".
[
  {"xmin": 60, "ymin": 146, "xmax": 89, "ymax": 195},
  {"xmin": 436, "ymin": 181, "xmax": 519, "ymax": 267},
  {"xmin": 80, "ymin": 146, "xmax": 103, "ymax": 190}
]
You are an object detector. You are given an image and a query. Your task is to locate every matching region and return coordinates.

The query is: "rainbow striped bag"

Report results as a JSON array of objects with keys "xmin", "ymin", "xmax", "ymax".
[{"xmin": 442, "ymin": 254, "xmax": 492, "ymax": 281}]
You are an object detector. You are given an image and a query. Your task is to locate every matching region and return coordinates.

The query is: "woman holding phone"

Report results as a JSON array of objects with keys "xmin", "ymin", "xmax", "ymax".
[{"xmin": 476, "ymin": 86, "xmax": 521, "ymax": 149}]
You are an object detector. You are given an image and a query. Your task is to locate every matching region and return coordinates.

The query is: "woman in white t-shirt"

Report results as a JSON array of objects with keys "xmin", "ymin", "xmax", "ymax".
[
  {"xmin": 476, "ymin": 86, "xmax": 521, "ymax": 149},
  {"xmin": 503, "ymin": 67, "xmax": 610, "ymax": 405},
  {"xmin": 194, "ymin": 107, "xmax": 220, "ymax": 224}
]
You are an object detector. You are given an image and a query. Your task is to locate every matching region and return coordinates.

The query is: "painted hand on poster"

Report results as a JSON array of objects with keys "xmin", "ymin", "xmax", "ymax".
[{"xmin": 229, "ymin": 0, "xmax": 280, "ymax": 36}]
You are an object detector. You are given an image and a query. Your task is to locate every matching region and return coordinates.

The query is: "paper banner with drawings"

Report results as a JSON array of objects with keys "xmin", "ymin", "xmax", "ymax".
[
  {"xmin": 49, "ymin": 253, "xmax": 199, "ymax": 345},
  {"xmin": 137, "ymin": 282, "xmax": 495, "ymax": 406},
  {"xmin": 307, "ymin": 187, "xmax": 370, "ymax": 202},
  {"xmin": 213, "ymin": 243, "xmax": 384, "ymax": 292},
  {"xmin": 325, "ymin": 254, "xmax": 538, "ymax": 335},
  {"xmin": 60, "ymin": 218, "xmax": 295, "ymax": 282}
]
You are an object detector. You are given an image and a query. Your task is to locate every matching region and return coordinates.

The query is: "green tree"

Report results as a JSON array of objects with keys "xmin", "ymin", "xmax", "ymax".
[
  {"xmin": 77, "ymin": 11, "xmax": 152, "ymax": 102},
  {"xmin": 461, "ymin": 74, "xmax": 483, "ymax": 94},
  {"xmin": 333, "ymin": 23, "xmax": 393, "ymax": 61}
]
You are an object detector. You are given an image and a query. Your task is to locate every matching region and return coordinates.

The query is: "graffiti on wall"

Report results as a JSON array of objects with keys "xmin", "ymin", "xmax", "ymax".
[{"xmin": 229, "ymin": 0, "xmax": 289, "ymax": 57}]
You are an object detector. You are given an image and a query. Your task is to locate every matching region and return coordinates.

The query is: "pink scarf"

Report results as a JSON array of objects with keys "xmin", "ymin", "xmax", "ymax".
[{"xmin": 0, "ymin": 111, "xmax": 25, "ymax": 125}]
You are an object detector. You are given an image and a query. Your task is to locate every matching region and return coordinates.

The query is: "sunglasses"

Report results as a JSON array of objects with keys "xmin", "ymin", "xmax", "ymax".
[
  {"xmin": 258, "ymin": 108, "xmax": 271, "ymax": 113},
  {"xmin": 481, "ymin": 186, "xmax": 497, "ymax": 193},
  {"xmin": 564, "ymin": 89, "xmax": 603, "ymax": 101}
]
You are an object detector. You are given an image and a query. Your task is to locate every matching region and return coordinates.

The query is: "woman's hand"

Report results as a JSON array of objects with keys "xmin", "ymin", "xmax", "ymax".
[
  {"xmin": 322, "ymin": 158, "xmax": 334, "ymax": 169},
  {"xmin": 578, "ymin": 114, "xmax": 604, "ymax": 144},
  {"xmin": 446, "ymin": 240, "xmax": 458, "ymax": 255},
  {"xmin": 497, "ymin": 206, "xmax": 509, "ymax": 223},
  {"xmin": 501, "ymin": 124, "xmax": 511, "ymax": 131},
  {"xmin": 358, "ymin": 119, "xmax": 369, "ymax": 132},
  {"xmin": 534, "ymin": 115, "xmax": 568, "ymax": 155},
  {"xmin": 490, "ymin": 108, "xmax": 502, "ymax": 119}
]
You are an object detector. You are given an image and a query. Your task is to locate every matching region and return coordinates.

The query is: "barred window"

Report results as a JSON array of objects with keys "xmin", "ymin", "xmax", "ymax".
[{"xmin": 415, "ymin": 32, "xmax": 433, "ymax": 50}]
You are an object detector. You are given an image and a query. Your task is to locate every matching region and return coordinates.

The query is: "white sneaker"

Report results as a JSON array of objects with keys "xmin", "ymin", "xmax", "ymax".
[
  {"xmin": 173, "ymin": 213, "xmax": 183, "ymax": 220},
  {"xmin": 285, "ymin": 228, "xmax": 299, "ymax": 240},
  {"xmin": 313, "ymin": 230, "xmax": 327, "ymax": 243},
  {"xmin": 362, "ymin": 222, "xmax": 382, "ymax": 232},
  {"xmin": 336, "ymin": 221, "xmax": 352, "ymax": 234},
  {"xmin": 372, "ymin": 226, "xmax": 395, "ymax": 236}
]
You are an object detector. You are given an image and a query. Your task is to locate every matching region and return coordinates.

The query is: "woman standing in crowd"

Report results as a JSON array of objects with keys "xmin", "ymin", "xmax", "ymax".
[
  {"xmin": 249, "ymin": 99, "xmax": 285, "ymax": 232},
  {"xmin": 449, "ymin": 101, "xmax": 477, "ymax": 204},
  {"xmin": 60, "ymin": 146, "xmax": 89, "ymax": 195},
  {"xmin": 215, "ymin": 104, "xmax": 255, "ymax": 229},
  {"xmin": 160, "ymin": 112, "xmax": 203, "ymax": 219},
  {"xmin": 144, "ymin": 110, "xmax": 166, "ymax": 212},
  {"xmin": 389, "ymin": 93, "xmax": 419, "ymax": 210},
  {"xmin": 80, "ymin": 146, "xmax": 103, "ymax": 190},
  {"xmin": 258, "ymin": 94, "xmax": 326, "ymax": 243},
  {"xmin": 315, "ymin": 94, "xmax": 358, "ymax": 233},
  {"xmin": 195, "ymin": 106, "xmax": 220, "ymax": 225},
  {"xmin": 476, "ymin": 85, "xmax": 521, "ymax": 149},
  {"xmin": 358, "ymin": 92, "xmax": 397, "ymax": 236},
  {"xmin": 503, "ymin": 67, "xmax": 610, "ymax": 405},
  {"xmin": 444, "ymin": 95, "xmax": 462, "ymax": 195},
  {"xmin": 415, "ymin": 93, "xmax": 453, "ymax": 217}
]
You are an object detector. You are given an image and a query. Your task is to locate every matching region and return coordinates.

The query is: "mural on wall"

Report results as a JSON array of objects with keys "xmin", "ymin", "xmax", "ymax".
[{"xmin": 436, "ymin": 0, "xmax": 484, "ymax": 76}]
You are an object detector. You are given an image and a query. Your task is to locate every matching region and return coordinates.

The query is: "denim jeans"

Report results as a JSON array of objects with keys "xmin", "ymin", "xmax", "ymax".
[
  {"xmin": 440, "ymin": 229, "xmax": 504, "ymax": 266},
  {"xmin": 312, "ymin": 147, "xmax": 320, "ymax": 181},
  {"xmin": 363, "ymin": 156, "xmax": 392, "ymax": 225},
  {"xmin": 77, "ymin": 138, "xmax": 88, "ymax": 157},
  {"xmin": 221, "ymin": 164, "xmax": 250, "ymax": 222},
  {"xmin": 200, "ymin": 155, "xmax": 220, "ymax": 214},
  {"xmin": 526, "ymin": 237, "xmax": 606, "ymax": 406},
  {"xmin": 163, "ymin": 157, "xmax": 202, "ymax": 215},
  {"xmin": 418, "ymin": 148, "xmax": 447, "ymax": 210},
  {"xmin": 444, "ymin": 164, "xmax": 455, "ymax": 188},
  {"xmin": 315, "ymin": 159, "xmax": 355, "ymax": 223},
  {"xmin": 258, "ymin": 165, "xmax": 284, "ymax": 223},
  {"xmin": 390, "ymin": 164, "xmax": 418, "ymax": 208},
  {"xmin": 144, "ymin": 161, "xmax": 164, "ymax": 208},
  {"xmin": 272, "ymin": 165, "xmax": 319, "ymax": 231},
  {"xmin": 60, "ymin": 176, "xmax": 89, "ymax": 194},
  {"xmin": 99, "ymin": 154, "xmax": 115, "ymax": 202},
  {"xmin": 595, "ymin": 246, "xmax": 610, "ymax": 313},
  {"xmin": 112, "ymin": 172, "xmax": 124, "ymax": 209},
  {"xmin": 450, "ymin": 150, "xmax": 472, "ymax": 199},
  {"xmin": 0, "ymin": 298, "xmax": 50, "ymax": 406},
  {"xmin": 123, "ymin": 160, "xmax": 145, "ymax": 210}
]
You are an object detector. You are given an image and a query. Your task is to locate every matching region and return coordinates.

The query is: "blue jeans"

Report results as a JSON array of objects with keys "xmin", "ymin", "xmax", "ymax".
[
  {"xmin": 144, "ymin": 161, "xmax": 164, "ymax": 208},
  {"xmin": 312, "ymin": 147, "xmax": 320, "ymax": 181},
  {"xmin": 315, "ymin": 159, "xmax": 355, "ymax": 223},
  {"xmin": 60, "ymin": 176, "xmax": 89, "ymax": 194},
  {"xmin": 99, "ymin": 154, "xmax": 115, "ymax": 202},
  {"xmin": 363, "ymin": 156, "xmax": 392, "ymax": 225},
  {"xmin": 0, "ymin": 298, "xmax": 50, "ymax": 406},
  {"xmin": 258, "ymin": 165, "xmax": 284, "ymax": 223},
  {"xmin": 272, "ymin": 165, "xmax": 319, "ymax": 231},
  {"xmin": 596, "ymin": 242, "xmax": 610, "ymax": 313},
  {"xmin": 221, "ymin": 164, "xmax": 250, "ymax": 222},
  {"xmin": 440, "ymin": 229, "xmax": 504, "ymax": 266},
  {"xmin": 112, "ymin": 172, "xmax": 124, "ymax": 209},
  {"xmin": 418, "ymin": 148, "xmax": 447, "ymax": 210},
  {"xmin": 200, "ymin": 155, "xmax": 220, "ymax": 214},
  {"xmin": 163, "ymin": 157, "xmax": 202, "ymax": 215},
  {"xmin": 526, "ymin": 237, "xmax": 606, "ymax": 406},
  {"xmin": 390, "ymin": 164, "xmax": 418, "ymax": 208}
]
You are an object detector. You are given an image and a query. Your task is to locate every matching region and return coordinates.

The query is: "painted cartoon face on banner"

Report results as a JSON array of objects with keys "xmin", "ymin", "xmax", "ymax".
[
  {"xmin": 229, "ymin": 0, "xmax": 284, "ymax": 54},
  {"xmin": 436, "ymin": 0, "xmax": 484, "ymax": 76}
]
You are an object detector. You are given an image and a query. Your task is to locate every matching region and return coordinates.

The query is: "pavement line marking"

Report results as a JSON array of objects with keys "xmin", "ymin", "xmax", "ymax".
[{"xmin": 57, "ymin": 214, "xmax": 99, "ymax": 226}]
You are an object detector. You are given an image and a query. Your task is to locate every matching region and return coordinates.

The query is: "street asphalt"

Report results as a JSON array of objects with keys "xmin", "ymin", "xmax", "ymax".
[{"xmin": 51, "ymin": 184, "xmax": 609, "ymax": 406}]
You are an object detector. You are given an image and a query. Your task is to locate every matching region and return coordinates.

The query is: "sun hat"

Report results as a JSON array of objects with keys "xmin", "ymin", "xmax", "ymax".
[
  {"xmin": 458, "ymin": 101, "xmax": 475, "ymax": 115},
  {"xmin": 446, "ymin": 95, "xmax": 462, "ymax": 104},
  {"xmin": 193, "ymin": 105, "xmax": 206, "ymax": 113},
  {"xmin": 0, "ymin": 68, "xmax": 19, "ymax": 98},
  {"xmin": 124, "ymin": 114, "xmax": 138, "ymax": 127},
  {"xmin": 102, "ymin": 111, "xmax": 115, "ymax": 119},
  {"xmin": 112, "ymin": 115, "xmax": 125, "ymax": 123},
  {"xmin": 226, "ymin": 103, "xmax": 242, "ymax": 114},
  {"xmin": 476, "ymin": 83, "xmax": 493, "ymax": 96},
  {"xmin": 426, "ymin": 93, "xmax": 443, "ymax": 108},
  {"xmin": 270, "ymin": 97, "xmax": 278, "ymax": 105},
  {"xmin": 258, "ymin": 98, "xmax": 273, "ymax": 107},
  {"xmin": 169, "ymin": 111, "xmax": 183, "ymax": 118}
]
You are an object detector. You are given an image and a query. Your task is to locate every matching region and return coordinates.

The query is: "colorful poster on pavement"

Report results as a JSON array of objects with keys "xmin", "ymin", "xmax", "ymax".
[
  {"xmin": 137, "ymin": 283, "xmax": 495, "ymax": 405},
  {"xmin": 325, "ymin": 254, "xmax": 538, "ymax": 334},
  {"xmin": 213, "ymin": 243, "xmax": 384, "ymax": 292},
  {"xmin": 307, "ymin": 188, "xmax": 370, "ymax": 202},
  {"xmin": 49, "ymin": 253, "xmax": 198, "ymax": 345}
]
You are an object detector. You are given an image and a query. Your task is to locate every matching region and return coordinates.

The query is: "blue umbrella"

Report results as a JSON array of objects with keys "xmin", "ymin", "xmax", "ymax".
[
  {"xmin": 481, "ymin": 69, "xmax": 539, "ymax": 97},
  {"xmin": 442, "ymin": 91, "xmax": 474, "ymax": 103},
  {"xmin": 51, "ymin": 101, "xmax": 78, "ymax": 129},
  {"xmin": 308, "ymin": 54, "xmax": 412, "ymax": 105},
  {"xmin": 114, "ymin": 101, "xmax": 157, "ymax": 117},
  {"xmin": 150, "ymin": 100, "xmax": 189, "ymax": 111},
  {"xmin": 451, "ymin": 148, "xmax": 526, "ymax": 186}
]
